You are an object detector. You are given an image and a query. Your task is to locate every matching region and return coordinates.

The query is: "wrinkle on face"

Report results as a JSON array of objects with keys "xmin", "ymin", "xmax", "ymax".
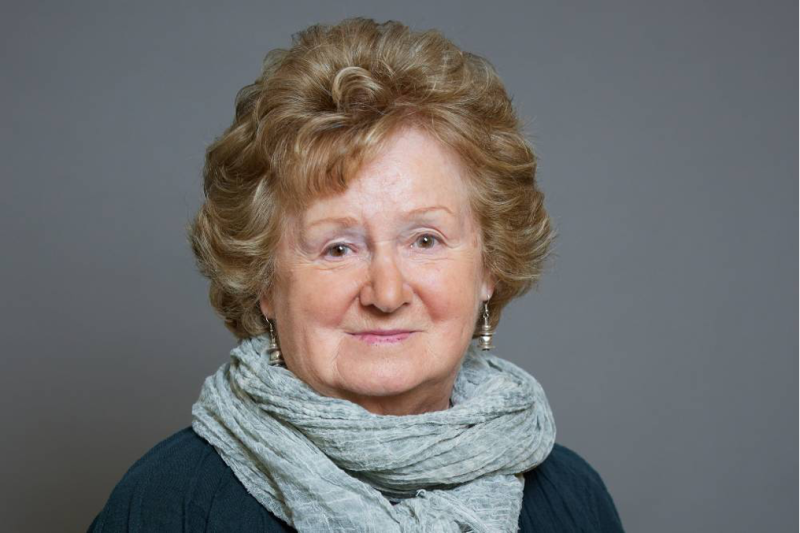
[{"xmin": 260, "ymin": 126, "xmax": 495, "ymax": 415}]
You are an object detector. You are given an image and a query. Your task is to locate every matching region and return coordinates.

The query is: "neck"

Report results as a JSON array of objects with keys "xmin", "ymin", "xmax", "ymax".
[
  {"xmin": 356, "ymin": 390, "xmax": 452, "ymax": 416},
  {"xmin": 330, "ymin": 377, "xmax": 457, "ymax": 416}
]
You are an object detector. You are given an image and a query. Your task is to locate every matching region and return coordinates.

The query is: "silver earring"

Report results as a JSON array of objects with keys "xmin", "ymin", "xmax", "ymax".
[
  {"xmin": 478, "ymin": 301, "xmax": 495, "ymax": 351},
  {"xmin": 265, "ymin": 318, "xmax": 284, "ymax": 366}
]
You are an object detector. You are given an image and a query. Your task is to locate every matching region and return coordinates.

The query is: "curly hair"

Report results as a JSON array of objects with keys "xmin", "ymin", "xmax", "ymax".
[{"xmin": 188, "ymin": 17, "xmax": 555, "ymax": 340}]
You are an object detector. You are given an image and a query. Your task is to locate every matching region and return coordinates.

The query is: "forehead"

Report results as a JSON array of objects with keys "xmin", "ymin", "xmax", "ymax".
[{"xmin": 300, "ymin": 127, "xmax": 472, "ymax": 225}]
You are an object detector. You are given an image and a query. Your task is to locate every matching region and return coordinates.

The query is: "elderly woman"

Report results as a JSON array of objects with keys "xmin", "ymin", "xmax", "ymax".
[{"xmin": 89, "ymin": 18, "xmax": 623, "ymax": 533}]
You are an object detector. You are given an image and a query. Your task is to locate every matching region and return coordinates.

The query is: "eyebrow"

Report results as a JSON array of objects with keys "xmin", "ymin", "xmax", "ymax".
[
  {"xmin": 304, "ymin": 206, "xmax": 455, "ymax": 230},
  {"xmin": 305, "ymin": 216, "xmax": 360, "ymax": 230},
  {"xmin": 408, "ymin": 205, "xmax": 454, "ymax": 217}
]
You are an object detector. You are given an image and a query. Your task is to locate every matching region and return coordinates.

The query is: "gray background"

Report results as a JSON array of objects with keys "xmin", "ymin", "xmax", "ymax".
[{"xmin": 1, "ymin": 1, "xmax": 796, "ymax": 531}]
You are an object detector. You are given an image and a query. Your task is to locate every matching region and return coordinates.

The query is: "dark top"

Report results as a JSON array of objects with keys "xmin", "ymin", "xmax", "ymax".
[{"xmin": 88, "ymin": 427, "xmax": 624, "ymax": 532}]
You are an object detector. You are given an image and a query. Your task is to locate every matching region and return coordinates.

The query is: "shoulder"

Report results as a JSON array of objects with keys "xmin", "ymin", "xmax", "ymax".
[
  {"xmin": 87, "ymin": 427, "xmax": 291, "ymax": 533},
  {"xmin": 520, "ymin": 443, "xmax": 625, "ymax": 532},
  {"xmin": 527, "ymin": 443, "xmax": 612, "ymax": 494}
]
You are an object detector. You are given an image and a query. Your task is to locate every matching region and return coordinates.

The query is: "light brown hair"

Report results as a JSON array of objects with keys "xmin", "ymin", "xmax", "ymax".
[{"xmin": 189, "ymin": 17, "xmax": 555, "ymax": 339}]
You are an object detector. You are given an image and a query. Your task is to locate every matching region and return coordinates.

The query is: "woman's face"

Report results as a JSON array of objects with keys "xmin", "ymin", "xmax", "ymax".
[{"xmin": 260, "ymin": 127, "xmax": 494, "ymax": 415}]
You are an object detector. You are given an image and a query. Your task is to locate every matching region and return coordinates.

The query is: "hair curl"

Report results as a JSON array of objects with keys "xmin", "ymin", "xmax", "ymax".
[{"xmin": 188, "ymin": 17, "xmax": 556, "ymax": 340}]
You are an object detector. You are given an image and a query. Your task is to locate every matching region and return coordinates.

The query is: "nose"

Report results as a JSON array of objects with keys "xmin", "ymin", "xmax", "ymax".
[{"xmin": 359, "ymin": 247, "xmax": 412, "ymax": 313}]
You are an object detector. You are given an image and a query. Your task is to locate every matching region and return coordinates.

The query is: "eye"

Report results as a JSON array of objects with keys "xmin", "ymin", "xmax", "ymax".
[
  {"xmin": 413, "ymin": 233, "xmax": 440, "ymax": 249},
  {"xmin": 324, "ymin": 243, "xmax": 352, "ymax": 258}
]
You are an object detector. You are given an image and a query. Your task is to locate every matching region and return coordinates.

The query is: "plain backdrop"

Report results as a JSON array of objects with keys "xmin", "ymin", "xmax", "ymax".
[{"xmin": 1, "ymin": 1, "xmax": 796, "ymax": 532}]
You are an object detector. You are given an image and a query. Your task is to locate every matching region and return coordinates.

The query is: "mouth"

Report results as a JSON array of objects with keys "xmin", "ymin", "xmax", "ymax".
[{"xmin": 349, "ymin": 330, "xmax": 416, "ymax": 345}]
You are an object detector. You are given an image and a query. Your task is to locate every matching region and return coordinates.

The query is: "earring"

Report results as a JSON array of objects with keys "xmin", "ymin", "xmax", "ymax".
[
  {"xmin": 478, "ymin": 301, "xmax": 495, "ymax": 351},
  {"xmin": 265, "ymin": 318, "xmax": 284, "ymax": 366}
]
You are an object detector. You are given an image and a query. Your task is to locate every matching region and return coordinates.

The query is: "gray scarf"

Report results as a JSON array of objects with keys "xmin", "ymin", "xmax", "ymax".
[{"xmin": 192, "ymin": 334, "xmax": 556, "ymax": 532}]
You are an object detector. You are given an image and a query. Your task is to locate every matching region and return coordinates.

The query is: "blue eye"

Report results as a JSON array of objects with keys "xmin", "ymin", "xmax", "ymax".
[
  {"xmin": 324, "ymin": 243, "xmax": 352, "ymax": 258},
  {"xmin": 414, "ymin": 234, "xmax": 439, "ymax": 249}
]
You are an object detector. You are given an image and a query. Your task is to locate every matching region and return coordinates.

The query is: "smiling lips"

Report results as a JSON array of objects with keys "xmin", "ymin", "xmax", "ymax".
[{"xmin": 351, "ymin": 330, "xmax": 415, "ymax": 345}]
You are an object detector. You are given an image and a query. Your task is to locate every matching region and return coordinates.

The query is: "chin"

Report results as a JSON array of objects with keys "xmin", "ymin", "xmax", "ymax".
[
  {"xmin": 324, "ymin": 334, "xmax": 462, "ymax": 407},
  {"xmin": 336, "ymin": 355, "xmax": 429, "ymax": 398}
]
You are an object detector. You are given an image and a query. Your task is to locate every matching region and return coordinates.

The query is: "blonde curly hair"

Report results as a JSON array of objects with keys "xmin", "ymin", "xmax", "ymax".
[{"xmin": 188, "ymin": 17, "xmax": 555, "ymax": 340}]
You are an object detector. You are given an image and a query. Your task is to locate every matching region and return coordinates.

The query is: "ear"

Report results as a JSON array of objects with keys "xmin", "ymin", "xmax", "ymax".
[
  {"xmin": 258, "ymin": 292, "xmax": 273, "ymax": 320},
  {"xmin": 480, "ymin": 270, "xmax": 496, "ymax": 302}
]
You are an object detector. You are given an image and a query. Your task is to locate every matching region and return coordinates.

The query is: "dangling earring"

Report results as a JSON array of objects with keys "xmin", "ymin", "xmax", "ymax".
[
  {"xmin": 265, "ymin": 318, "xmax": 284, "ymax": 366},
  {"xmin": 478, "ymin": 301, "xmax": 495, "ymax": 351}
]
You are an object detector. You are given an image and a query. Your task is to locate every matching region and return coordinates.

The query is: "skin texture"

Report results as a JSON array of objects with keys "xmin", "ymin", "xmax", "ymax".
[{"xmin": 260, "ymin": 127, "xmax": 494, "ymax": 415}]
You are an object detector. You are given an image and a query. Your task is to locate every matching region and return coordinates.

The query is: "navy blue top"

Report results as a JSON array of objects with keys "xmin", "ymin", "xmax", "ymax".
[{"xmin": 88, "ymin": 427, "xmax": 624, "ymax": 532}]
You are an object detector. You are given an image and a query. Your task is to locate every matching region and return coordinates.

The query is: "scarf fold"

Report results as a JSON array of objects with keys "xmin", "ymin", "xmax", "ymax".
[{"xmin": 192, "ymin": 334, "xmax": 556, "ymax": 532}]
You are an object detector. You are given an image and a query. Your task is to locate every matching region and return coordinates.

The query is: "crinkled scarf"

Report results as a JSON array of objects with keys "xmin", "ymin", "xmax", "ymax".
[{"xmin": 192, "ymin": 334, "xmax": 556, "ymax": 532}]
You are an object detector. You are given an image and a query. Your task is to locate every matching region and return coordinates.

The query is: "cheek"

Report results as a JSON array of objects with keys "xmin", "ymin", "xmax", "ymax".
[
  {"xmin": 273, "ymin": 267, "xmax": 362, "ymax": 382},
  {"xmin": 281, "ymin": 267, "xmax": 361, "ymax": 329},
  {"xmin": 413, "ymin": 258, "xmax": 483, "ymax": 324}
]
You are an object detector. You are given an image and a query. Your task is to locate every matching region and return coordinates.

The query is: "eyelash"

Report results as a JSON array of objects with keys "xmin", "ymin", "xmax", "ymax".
[
  {"xmin": 323, "ymin": 243, "xmax": 353, "ymax": 258},
  {"xmin": 322, "ymin": 234, "xmax": 442, "ymax": 259},
  {"xmin": 412, "ymin": 233, "xmax": 441, "ymax": 249}
]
